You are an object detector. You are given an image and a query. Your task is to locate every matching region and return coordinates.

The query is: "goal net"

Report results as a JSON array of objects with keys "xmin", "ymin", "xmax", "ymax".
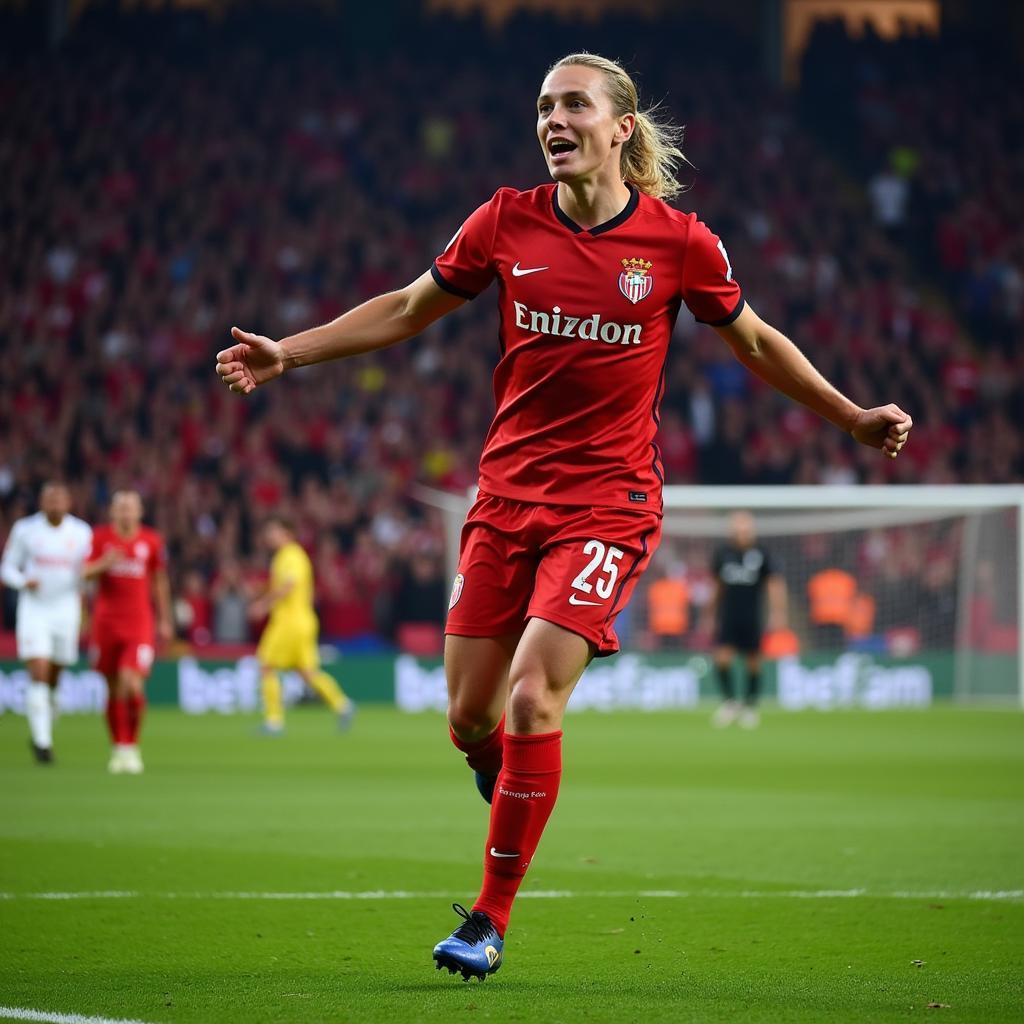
[{"xmin": 419, "ymin": 485, "xmax": 1023, "ymax": 708}]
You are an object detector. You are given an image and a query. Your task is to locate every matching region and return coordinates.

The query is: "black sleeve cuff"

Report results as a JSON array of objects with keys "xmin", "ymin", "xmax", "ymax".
[
  {"xmin": 697, "ymin": 295, "xmax": 745, "ymax": 327},
  {"xmin": 431, "ymin": 263, "xmax": 480, "ymax": 301}
]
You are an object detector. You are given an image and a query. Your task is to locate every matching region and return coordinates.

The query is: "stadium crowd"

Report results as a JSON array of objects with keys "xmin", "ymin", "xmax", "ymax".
[{"xmin": 1, "ymin": 9, "xmax": 1019, "ymax": 649}]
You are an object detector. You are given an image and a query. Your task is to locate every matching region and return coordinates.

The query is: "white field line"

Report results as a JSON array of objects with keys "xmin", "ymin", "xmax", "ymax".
[
  {"xmin": 0, "ymin": 888, "xmax": 1021, "ymax": 902},
  {"xmin": 0, "ymin": 1007, "xmax": 156, "ymax": 1024}
]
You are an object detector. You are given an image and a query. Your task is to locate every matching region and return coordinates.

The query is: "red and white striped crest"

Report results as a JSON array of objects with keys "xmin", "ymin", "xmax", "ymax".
[
  {"xmin": 448, "ymin": 572, "xmax": 465, "ymax": 609},
  {"xmin": 618, "ymin": 257, "xmax": 654, "ymax": 304}
]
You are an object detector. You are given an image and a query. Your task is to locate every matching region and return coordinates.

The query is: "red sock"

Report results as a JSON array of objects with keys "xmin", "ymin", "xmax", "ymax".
[
  {"xmin": 127, "ymin": 693, "xmax": 146, "ymax": 744},
  {"xmin": 106, "ymin": 698, "xmax": 131, "ymax": 745},
  {"xmin": 473, "ymin": 730, "xmax": 562, "ymax": 937},
  {"xmin": 449, "ymin": 714, "xmax": 505, "ymax": 777}
]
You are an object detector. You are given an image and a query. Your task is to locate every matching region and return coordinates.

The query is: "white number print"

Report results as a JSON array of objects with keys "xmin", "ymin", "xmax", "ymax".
[
  {"xmin": 717, "ymin": 238, "xmax": 734, "ymax": 282},
  {"xmin": 571, "ymin": 540, "xmax": 625, "ymax": 601},
  {"xmin": 136, "ymin": 644, "xmax": 155, "ymax": 671}
]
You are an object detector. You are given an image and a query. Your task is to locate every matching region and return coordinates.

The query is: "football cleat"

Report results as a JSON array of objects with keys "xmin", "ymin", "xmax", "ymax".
[
  {"xmin": 108, "ymin": 746, "xmax": 127, "ymax": 774},
  {"xmin": 712, "ymin": 700, "xmax": 742, "ymax": 728},
  {"xmin": 337, "ymin": 699, "xmax": 356, "ymax": 734},
  {"xmin": 432, "ymin": 903, "xmax": 503, "ymax": 982},
  {"xmin": 30, "ymin": 741, "xmax": 54, "ymax": 765},
  {"xmin": 474, "ymin": 770, "xmax": 498, "ymax": 804},
  {"xmin": 122, "ymin": 745, "xmax": 144, "ymax": 774}
]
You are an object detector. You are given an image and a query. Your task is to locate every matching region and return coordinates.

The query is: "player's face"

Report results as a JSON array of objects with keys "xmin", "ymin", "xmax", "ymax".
[
  {"xmin": 40, "ymin": 485, "xmax": 70, "ymax": 522},
  {"xmin": 111, "ymin": 492, "xmax": 143, "ymax": 533},
  {"xmin": 263, "ymin": 522, "xmax": 286, "ymax": 551},
  {"xmin": 537, "ymin": 66, "xmax": 634, "ymax": 187},
  {"xmin": 730, "ymin": 512, "xmax": 756, "ymax": 547}
]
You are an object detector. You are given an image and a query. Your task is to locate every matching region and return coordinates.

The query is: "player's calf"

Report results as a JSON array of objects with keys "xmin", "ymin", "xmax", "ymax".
[{"xmin": 450, "ymin": 715, "xmax": 504, "ymax": 804}]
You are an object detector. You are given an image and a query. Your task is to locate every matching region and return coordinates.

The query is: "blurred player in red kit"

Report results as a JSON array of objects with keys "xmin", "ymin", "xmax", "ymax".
[
  {"xmin": 216, "ymin": 53, "xmax": 912, "ymax": 978},
  {"xmin": 83, "ymin": 490, "xmax": 173, "ymax": 774}
]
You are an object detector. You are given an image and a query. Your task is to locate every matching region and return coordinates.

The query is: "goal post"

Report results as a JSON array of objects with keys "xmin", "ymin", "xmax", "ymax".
[
  {"xmin": 417, "ymin": 484, "xmax": 1024, "ymax": 708},
  {"xmin": 659, "ymin": 486, "xmax": 1023, "ymax": 707}
]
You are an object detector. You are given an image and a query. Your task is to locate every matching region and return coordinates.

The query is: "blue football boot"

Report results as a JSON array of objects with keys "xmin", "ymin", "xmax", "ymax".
[
  {"xmin": 474, "ymin": 771, "xmax": 498, "ymax": 804},
  {"xmin": 432, "ymin": 903, "xmax": 503, "ymax": 981}
]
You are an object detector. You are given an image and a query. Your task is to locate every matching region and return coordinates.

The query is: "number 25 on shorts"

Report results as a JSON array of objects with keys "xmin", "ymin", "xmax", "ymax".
[{"xmin": 570, "ymin": 540, "xmax": 624, "ymax": 604}]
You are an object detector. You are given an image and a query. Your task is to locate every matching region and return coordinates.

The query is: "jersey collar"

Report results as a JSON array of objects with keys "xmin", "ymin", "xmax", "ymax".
[{"xmin": 551, "ymin": 183, "xmax": 639, "ymax": 236}]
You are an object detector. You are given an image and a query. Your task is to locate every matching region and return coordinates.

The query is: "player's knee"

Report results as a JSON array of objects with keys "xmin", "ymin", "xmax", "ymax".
[
  {"xmin": 119, "ymin": 671, "xmax": 143, "ymax": 698},
  {"xmin": 26, "ymin": 659, "xmax": 49, "ymax": 683},
  {"xmin": 507, "ymin": 675, "xmax": 562, "ymax": 733},
  {"xmin": 447, "ymin": 698, "xmax": 499, "ymax": 742}
]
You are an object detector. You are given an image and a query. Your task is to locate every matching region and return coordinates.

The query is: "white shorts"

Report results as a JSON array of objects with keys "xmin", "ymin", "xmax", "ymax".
[{"xmin": 17, "ymin": 607, "xmax": 81, "ymax": 666}]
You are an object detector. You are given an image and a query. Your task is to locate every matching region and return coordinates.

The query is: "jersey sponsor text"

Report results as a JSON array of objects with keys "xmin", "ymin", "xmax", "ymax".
[{"xmin": 513, "ymin": 301, "xmax": 642, "ymax": 345}]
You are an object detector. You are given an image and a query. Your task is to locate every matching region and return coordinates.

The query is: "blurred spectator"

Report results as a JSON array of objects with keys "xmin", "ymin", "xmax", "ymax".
[
  {"xmin": 211, "ymin": 561, "xmax": 251, "ymax": 645},
  {"xmin": 389, "ymin": 552, "xmax": 447, "ymax": 648},
  {"xmin": 176, "ymin": 569, "xmax": 213, "ymax": 646},
  {"xmin": 646, "ymin": 561, "xmax": 691, "ymax": 651},
  {"xmin": 806, "ymin": 564, "xmax": 857, "ymax": 651}
]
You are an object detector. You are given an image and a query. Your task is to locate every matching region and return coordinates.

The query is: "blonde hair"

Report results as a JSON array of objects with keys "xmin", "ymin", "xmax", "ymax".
[{"xmin": 547, "ymin": 52, "xmax": 689, "ymax": 202}]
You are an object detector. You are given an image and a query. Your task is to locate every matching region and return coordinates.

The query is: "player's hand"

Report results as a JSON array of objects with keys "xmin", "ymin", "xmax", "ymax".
[
  {"xmin": 91, "ymin": 549, "xmax": 119, "ymax": 572},
  {"xmin": 158, "ymin": 619, "xmax": 174, "ymax": 644},
  {"xmin": 24, "ymin": 578, "xmax": 39, "ymax": 592},
  {"xmin": 849, "ymin": 404, "xmax": 913, "ymax": 459},
  {"xmin": 216, "ymin": 327, "xmax": 285, "ymax": 395}
]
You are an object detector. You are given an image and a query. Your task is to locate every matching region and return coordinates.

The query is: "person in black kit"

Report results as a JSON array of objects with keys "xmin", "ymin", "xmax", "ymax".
[{"xmin": 707, "ymin": 511, "xmax": 786, "ymax": 729}]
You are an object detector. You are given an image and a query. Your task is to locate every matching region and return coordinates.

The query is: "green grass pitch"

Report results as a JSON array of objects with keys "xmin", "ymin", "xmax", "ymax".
[{"xmin": 1, "ymin": 705, "xmax": 1022, "ymax": 1023}]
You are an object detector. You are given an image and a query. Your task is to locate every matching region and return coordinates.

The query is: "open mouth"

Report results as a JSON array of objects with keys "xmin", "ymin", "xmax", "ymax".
[{"xmin": 547, "ymin": 138, "xmax": 578, "ymax": 157}]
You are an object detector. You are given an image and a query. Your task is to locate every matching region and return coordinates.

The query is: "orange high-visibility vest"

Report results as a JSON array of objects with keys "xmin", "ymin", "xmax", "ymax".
[
  {"xmin": 762, "ymin": 627, "xmax": 800, "ymax": 658},
  {"xmin": 807, "ymin": 568, "xmax": 857, "ymax": 627},
  {"xmin": 846, "ymin": 592, "xmax": 876, "ymax": 638},
  {"xmin": 647, "ymin": 577, "xmax": 689, "ymax": 636}
]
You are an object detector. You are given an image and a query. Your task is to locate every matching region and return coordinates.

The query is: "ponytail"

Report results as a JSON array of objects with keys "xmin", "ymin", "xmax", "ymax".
[{"xmin": 548, "ymin": 53, "xmax": 689, "ymax": 202}]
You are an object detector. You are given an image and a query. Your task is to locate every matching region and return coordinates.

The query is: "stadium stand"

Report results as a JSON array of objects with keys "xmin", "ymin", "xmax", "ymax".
[{"xmin": 1, "ymin": 8, "xmax": 1019, "ymax": 649}]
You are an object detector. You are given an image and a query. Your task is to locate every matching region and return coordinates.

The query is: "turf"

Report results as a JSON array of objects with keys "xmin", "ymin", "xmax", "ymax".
[{"xmin": 1, "ymin": 706, "xmax": 1022, "ymax": 1023}]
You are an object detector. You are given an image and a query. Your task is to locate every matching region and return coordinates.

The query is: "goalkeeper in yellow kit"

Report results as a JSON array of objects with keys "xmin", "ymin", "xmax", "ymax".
[{"xmin": 251, "ymin": 515, "xmax": 354, "ymax": 733}]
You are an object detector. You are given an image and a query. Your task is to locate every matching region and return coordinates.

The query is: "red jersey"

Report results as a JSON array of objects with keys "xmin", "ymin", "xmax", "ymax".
[
  {"xmin": 432, "ymin": 184, "xmax": 743, "ymax": 514},
  {"xmin": 90, "ymin": 524, "xmax": 166, "ymax": 639}
]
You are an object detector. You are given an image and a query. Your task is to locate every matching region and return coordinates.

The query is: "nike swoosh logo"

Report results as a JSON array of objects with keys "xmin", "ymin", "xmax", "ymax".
[
  {"xmin": 568, "ymin": 594, "xmax": 601, "ymax": 606},
  {"xmin": 511, "ymin": 262, "xmax": 549, "ymax": 277},
  {"xmin": 489, "ymin": 848, "xmax": 519, "ymax": 858}
]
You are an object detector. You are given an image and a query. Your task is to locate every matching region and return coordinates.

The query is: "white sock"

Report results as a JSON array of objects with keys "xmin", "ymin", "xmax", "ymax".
[{"xmin": 26, "ymin": 682, "xmax": 53, "ymax": 749}]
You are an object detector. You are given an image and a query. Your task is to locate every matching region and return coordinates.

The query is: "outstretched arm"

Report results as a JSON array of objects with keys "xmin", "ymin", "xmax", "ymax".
[
  {"xmin": 715, "ymin": 303, "xmax": 912, "ymax": 458},
  {"xmin": 216, "ymin": 271, "xmax": 465, "ymax": 395}
]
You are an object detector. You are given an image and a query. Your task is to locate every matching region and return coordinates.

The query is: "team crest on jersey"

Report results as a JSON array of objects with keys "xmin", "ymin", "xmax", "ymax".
[
  {"xmin": 448, "ymin": 572, "xmax": 465, "ymax": 610},
  {"xmin": 134, "ymin": 541, "xmax": 148, "ymax": 559},
  {"xmin": 618, "ymin": 257, "xmax": 654, "ymax": 304}
]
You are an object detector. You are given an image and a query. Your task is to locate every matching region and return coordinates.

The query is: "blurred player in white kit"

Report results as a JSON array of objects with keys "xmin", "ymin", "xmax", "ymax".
[{"xmin": 0, "ymin": 481, "xmax": 92, "ymax": 763}]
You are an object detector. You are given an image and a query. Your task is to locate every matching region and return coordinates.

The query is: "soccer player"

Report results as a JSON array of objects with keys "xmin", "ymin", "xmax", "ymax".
[
  {"xmin": 250, "ymin": 515, "xmax": 354, "ymax": 734},
  {"xmin": 83, "ymin": 490, "xmax": 172, "ymax": 774},
  {"xmin": 216, "ymin": 53, "xmax": 912, "ymax": 979},
  {"xmin": 708, "ymin": 511, "xmax": 786, "ymax": 729},
  {"xmin": 0, "ymin": 482, "xmax": 92, "ymax": 763}
]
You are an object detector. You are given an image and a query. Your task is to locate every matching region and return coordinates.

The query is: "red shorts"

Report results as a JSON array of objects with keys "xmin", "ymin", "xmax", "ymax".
[
  {"xmin": 445, "ymin": 493, "xmax": 662, "ymax": 655},
  {"xmin": 90, "ymin": 634, "xmax": 156, "ymax": 679}
]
